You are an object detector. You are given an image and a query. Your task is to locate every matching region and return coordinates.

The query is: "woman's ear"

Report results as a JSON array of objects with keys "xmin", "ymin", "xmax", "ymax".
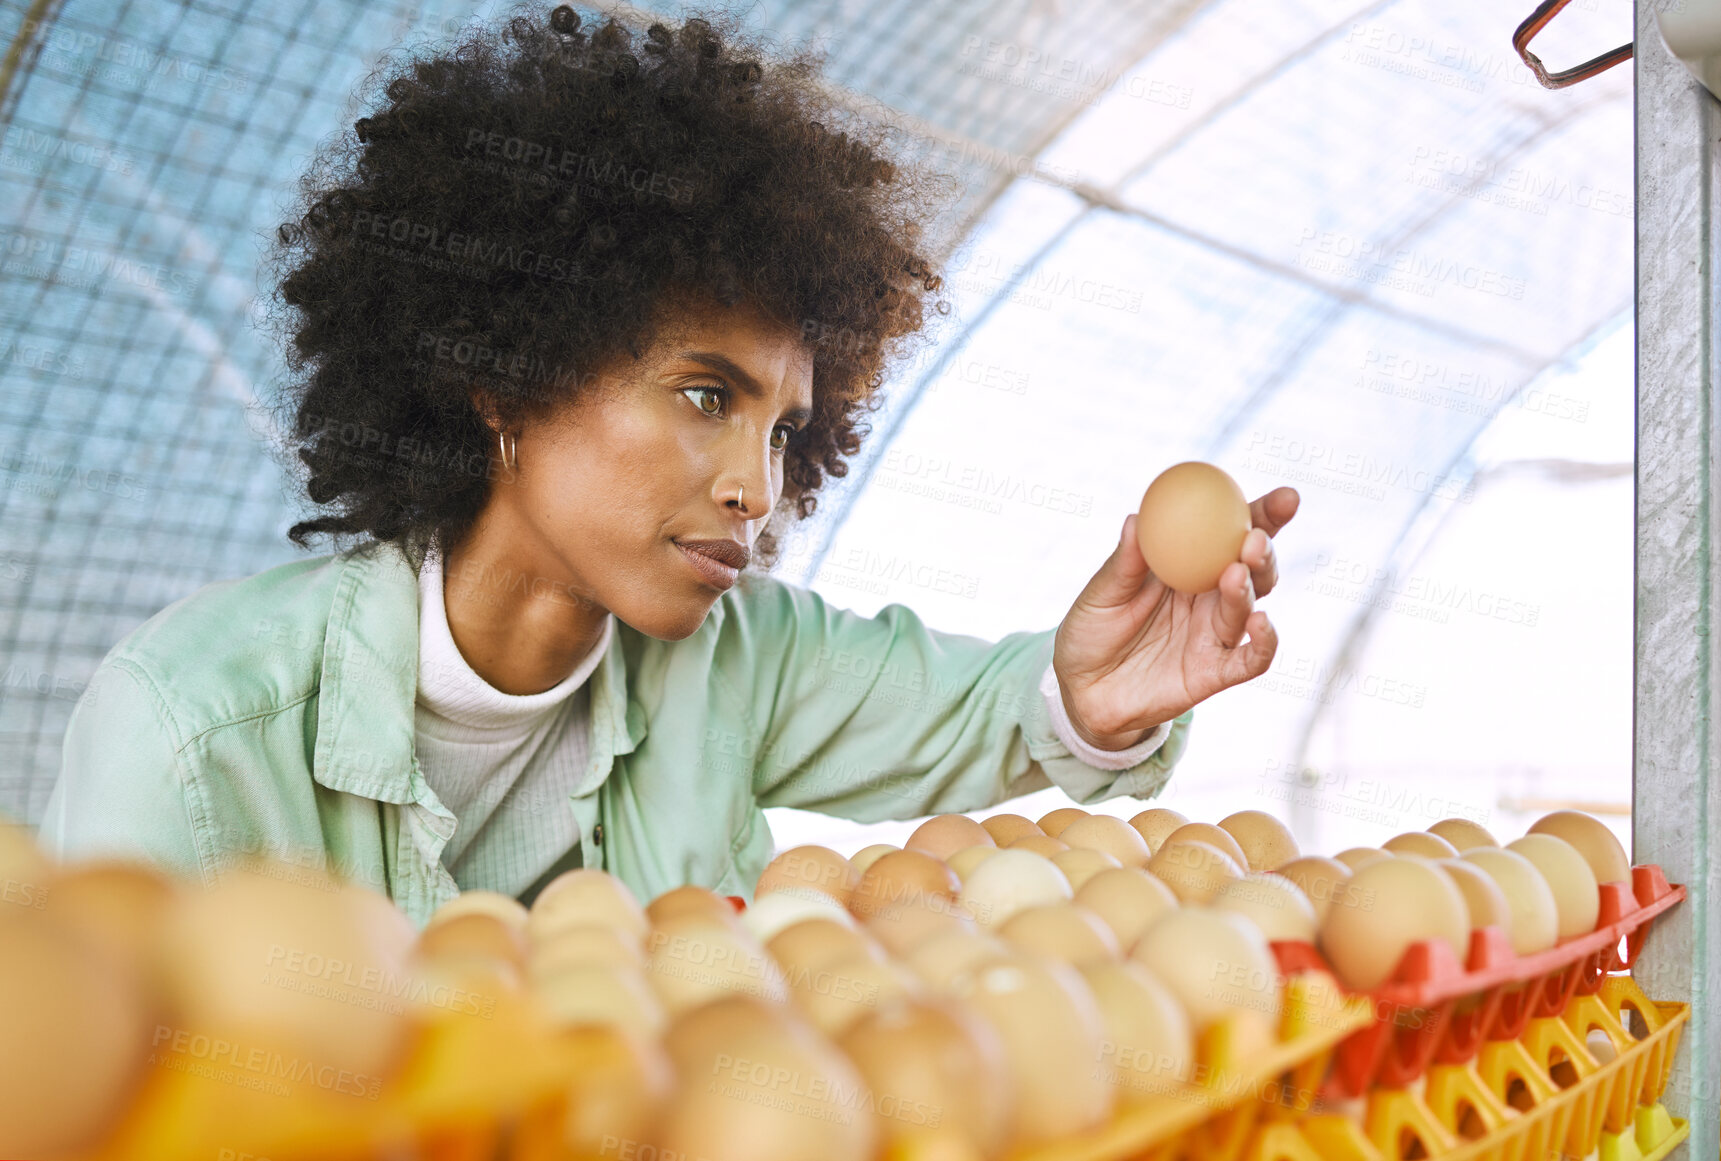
[{"xmin": 466, "ymin": 388, "xmax": 503, "ymax": 434}]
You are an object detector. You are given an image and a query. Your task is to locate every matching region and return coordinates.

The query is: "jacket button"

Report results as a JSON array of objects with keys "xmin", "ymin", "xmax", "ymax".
[{"xmin": 592, "ymin": 823, "xmax": 604, "ymax": 847}]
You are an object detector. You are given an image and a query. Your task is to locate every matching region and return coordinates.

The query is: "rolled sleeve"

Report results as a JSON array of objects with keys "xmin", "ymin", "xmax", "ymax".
[{"xmin": 1040, "ymin": 661, "xmax": 1173, "ymax": 771}]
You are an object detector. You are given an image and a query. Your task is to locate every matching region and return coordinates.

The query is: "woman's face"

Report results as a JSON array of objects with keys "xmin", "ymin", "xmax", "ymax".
[{"xmin": 476, "ymin": 298, "xmax": 815, "ymax": 640}]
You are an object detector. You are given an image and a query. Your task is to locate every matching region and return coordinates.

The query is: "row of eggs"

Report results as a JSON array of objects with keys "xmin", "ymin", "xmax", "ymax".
[{"xmin": 0, "ymin": 801, "xmax": 1632, "ymax": 1161}]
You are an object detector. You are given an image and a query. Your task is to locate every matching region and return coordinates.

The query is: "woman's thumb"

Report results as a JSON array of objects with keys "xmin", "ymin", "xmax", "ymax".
[{"xmin": 1082, "ymin": 514, "xmax": 1151, "ymax": 605}]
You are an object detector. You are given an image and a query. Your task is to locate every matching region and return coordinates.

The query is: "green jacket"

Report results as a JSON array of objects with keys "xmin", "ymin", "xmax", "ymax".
[{"xmin": 38, "ymin": 541, "xmax": 1190, "ymax": 929}]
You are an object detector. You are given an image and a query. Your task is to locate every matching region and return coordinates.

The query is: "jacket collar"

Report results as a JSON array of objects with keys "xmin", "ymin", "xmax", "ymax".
[{"xmin": 312, "ymin": 542, "xmax": 645, "ymax": 804}]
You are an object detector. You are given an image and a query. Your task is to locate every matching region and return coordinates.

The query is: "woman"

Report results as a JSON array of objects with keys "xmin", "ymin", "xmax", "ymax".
[{"xmin": 38, "ymin": 6, "xmax": 1297, "ymax": 928}]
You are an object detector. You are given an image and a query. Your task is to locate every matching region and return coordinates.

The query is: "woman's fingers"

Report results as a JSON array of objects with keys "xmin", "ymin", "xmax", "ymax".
[
  {"xmin": 1211, "ymin": 560, "xmax": 1254, "ymax": 649},
  {"xmin": 1242, "ymin": 526, "xmax": 1279, "ymax": 598},
  {"xmin": 1248, "ymin": 487, "xmax": 1301, "ymax": 537},
  {"xmin": 1224, "ymin": 610, "xmax": 1279, "ymax": 687}
]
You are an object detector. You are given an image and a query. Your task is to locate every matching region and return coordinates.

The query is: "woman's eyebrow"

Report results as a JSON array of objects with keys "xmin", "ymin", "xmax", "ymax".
[{"xmin": 680, "ymin": 350, "xmax": 813, "ymax": 423}]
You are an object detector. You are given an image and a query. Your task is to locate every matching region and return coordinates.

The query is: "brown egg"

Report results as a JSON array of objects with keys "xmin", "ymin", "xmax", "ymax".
[
  {"xmin": 1383, "ymin": 832, "xmax": 1460, "ymax": 860},
  {"xmin": 661, "ymin": 991, "xmax": 790, "ymax": 1075},
  {"xmin": 1126, "ymin": 808, "xmax": 1190, "ymax": 855},
  {"xmin": 1009, "ymin": 833, "xmax": 1071, "ymax": 858},
  {"xmin": 948, "ymin": 954, "xmax": 1115, "ymax": 1147},
  {"xmin": 840, "ymin": 998, "xmax": 1013, "ymax": 1160},
  {"xmin": 980, "ymin": 814, "xmax": 1044, "ymax": 846},
  {"xmin": 1217, "ymin": 811, "xmax": 1300, "ymax": 871},
  {"xmin": 40, "ymin": 860, "xmax": 176, "ymax": 984},
  {"xmin": 1052, "ymin": 847, "xmax": 1124, "ymax": 892},
  {"xmin": 756, "ymin": 845, "xmax": 860, "ymax": 907},
  {"xmin": 1081, "ymin": 959, "xmax": 1195, "ymax": 1103},
  {"xmin": 428, "ymin": 889, "xmax": 529, "ymax": 933},
  {"xmin": 647, "ymin": 884, "xmax": 741, "ymax": 928},
  {"xmin": 1059, "ymin": 814, "xmax": 1151, "ymax": 868},
  {"xmin": 1460, "ymin": 848, "xmax": 1559, "ymax": 954},
  {"xmin": 530, "ymin": 923, "xmax": 646, "ymax": 982},
  {"xmin": 787, "ymin": 949, "xmax": 921, "ymax": 1037},
  {"xmin": 1161, "ymin": 823, "xmax": 1249, "ymax": 869},
  {"xmin": 1427, "ymin": 818, "xmax": 1499, "ymax": 852},
  {"xmin": 1038, "ymin": 807, "xmax": 1090, "ymax": 838},
  {"xmin": 0, "ymin": 911, "xmax": 151, "ymax": 1159},
  {"xmin": 998, "ymin": 903, "xmax": 1120, "ymax": 965},
  {"xmin": 538, "ymin": 965, "xmax": 668, "ymax": 1041},
  {"xmin": 657, "ymin": 996, "xmax": 877, "ymax": 1161},
  {"xmin": 849, "ymin": 844, "xmax": 900, "ymax": 876},
  {"xmin": 948, "ymin": 844, "xmax": 1003, "ymax": 883},
  {"xmin": 1506, "ymin": 835, "xmax": 1601, "ymax": 940},
  {"xmin": 1132, "ymin": 908, "xmax": 1281, "ymax": 1032},
  {"xmin": 905, "ymin": 930, "xmax": 1014, "ymax": 991},
  {"xmin": 1529, "ymin": 811, "xmax": 1632, "ymax": 885},
  {"xmin": 413, "ymin": 912, "xmax": 528, "ymax": 969},
  {"xmin": 907, "ymin": 816, "xmax": 998, "ymax": 861},
  {"xmin": 1436, "ymin": 859, "xmax": 1512, "ymax": 934},
  {"xmin": 959, "ymin": 849, "xmax": 1073, "ymax": 929},
  {"xmin": 529, "ymin": 869, "xmax": 649, "ymax": 943},
  {"xmin": 1210, "ymin": 872, "xmax": 1318, "ymax": 943},
  {"xmin": 1334, "ymin": 847, "xmax": 1391, "ymax": 872},
  {"xmin": 1147, "ymin": 839, "xmax": 1244, "ymax": 905},
  {"xmin": 1136, "ymin": 462, "xmax": 1251, "ymax": 593},
  {"xmin": 1320, "ymin": 858, "xmax": 1469, "ymax": 990},
  {"xmin": 559, "ymin": 1026, "xmax": 675, "ymax": 1159},
  {"xmin": 158, "ymin": 862, "xmax": 417, "ymax": 1081},
  {"xmin": 853, "ymin": 850, "xmax": 961, "ymax": 922},
  {"xmin": 1074, "ymin": 868, "xmax": 1179, "ymax": 952},
  {"xmin": 644, "ymin": 911, "xmax": 789, "ymax": 1014},
  {"xmin": 1274, "ymin": 857, "xmax": 1353, "ymax": 926},
  {"xmin": 865, "ymin": 897, "xmax": 978, "ymax": 956},
  {"xmin": 768, "ymin": 918, "xmax": 884, "ymax": 978}
]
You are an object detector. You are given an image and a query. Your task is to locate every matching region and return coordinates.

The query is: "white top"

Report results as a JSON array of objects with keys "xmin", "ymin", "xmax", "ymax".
[
  {"xmin": 414, "ymin": 545, "xmax": 612, "ymax": 895},
  {"xmin": 412, "ymin": 549, "xmax": 1170, "ymax": 898}
]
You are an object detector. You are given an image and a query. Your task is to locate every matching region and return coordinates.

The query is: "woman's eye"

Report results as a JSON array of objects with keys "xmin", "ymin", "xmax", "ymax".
[
  {"xmin": 683, "ymin": 386, "xmax": 725, "ymax": 416},
  {"xmin": 685, "ymin": 385, "xmax": 799, "ymax": 451}
]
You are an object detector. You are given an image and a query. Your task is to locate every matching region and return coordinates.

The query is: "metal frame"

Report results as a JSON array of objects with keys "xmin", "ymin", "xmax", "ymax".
[{"xmin": 1634, "ymin": 2, "xmax": 1721, "ymax": 1153}]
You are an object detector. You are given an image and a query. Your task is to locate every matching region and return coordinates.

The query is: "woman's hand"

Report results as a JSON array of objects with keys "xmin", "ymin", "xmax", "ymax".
[{"xmin": 1052, "ymin": 487, "xmax": 1300, "ymax": 749}]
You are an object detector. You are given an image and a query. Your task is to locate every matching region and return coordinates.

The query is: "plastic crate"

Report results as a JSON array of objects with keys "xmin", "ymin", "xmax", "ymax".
[
  {"xmin": 1007, "ymin": 972, "xmax": 1376, "ymax": 1161},
  {"xmin": 1271, "ymin": 864, "xmax": 1686, "ymax": 1097},
  {"xmin": 1235, "ymin": 975, "xmax": 1691, "ymax": 1161},
  {"xmin": 82, "ymin": 976, "xmax": 586, "ymax": 1161}
]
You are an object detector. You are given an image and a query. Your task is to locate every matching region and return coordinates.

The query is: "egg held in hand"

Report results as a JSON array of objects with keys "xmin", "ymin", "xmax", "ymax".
[{"xmin": 1135, "ymin": 462, "xmax": 1252, "ymax": 593}]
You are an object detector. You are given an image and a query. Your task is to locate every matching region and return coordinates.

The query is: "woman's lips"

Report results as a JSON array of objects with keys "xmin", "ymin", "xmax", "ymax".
[{"xmin": 676, "ymin": 542, "xmax": 739, "ymax": 590}]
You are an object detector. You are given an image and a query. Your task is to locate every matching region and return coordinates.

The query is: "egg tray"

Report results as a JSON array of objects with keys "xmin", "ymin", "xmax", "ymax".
[
  {"xmin": 1270, "ymin": 864, "xmax": 1686, "ymax": 1097},
  {"xmin": 1007, "ymin": 971, "xmax": 1377, "ymax": 1161},
  {"xmin": 78, "ymin": 985, "xmax": 591, "ymax": 1161},
  {"xmin": 1235, "ymin": 974, "xmax": 1690, "ymax": 1161}
]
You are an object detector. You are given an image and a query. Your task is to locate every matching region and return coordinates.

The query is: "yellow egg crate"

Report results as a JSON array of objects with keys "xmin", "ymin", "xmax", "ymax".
[
  {"xmin": 1011, "ymin": 971, "xmax": 1376, "ymax": 1161},
  {"xmin": 82, "ymin": 985, "xmax": 589, "ymax": 1161},
  {"xmin": 1235, "ymin": 974, "xmax": 1691, "ymax": 1161}
]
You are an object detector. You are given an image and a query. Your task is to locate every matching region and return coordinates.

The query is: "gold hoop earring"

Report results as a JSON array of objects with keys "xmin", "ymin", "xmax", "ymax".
[{"xmin": 498, "ymin": 430, "xmax": 517, "ymax": 473}]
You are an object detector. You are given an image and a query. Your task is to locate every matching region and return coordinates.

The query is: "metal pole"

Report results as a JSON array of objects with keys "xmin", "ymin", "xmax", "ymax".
[{"xmin": 1635, "ymin": 3, "xmax": 1721, "ymax": 1153}]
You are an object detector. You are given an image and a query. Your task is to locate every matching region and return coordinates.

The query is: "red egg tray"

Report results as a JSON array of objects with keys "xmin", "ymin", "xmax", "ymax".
[{"xmin": 1270, "ymin": 863, "xmax": 1686, "ymax": 1098}]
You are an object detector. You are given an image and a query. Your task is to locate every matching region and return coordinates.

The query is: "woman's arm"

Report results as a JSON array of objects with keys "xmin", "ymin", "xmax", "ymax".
[
  {"xmin": 37, "ymin": 660, "xmax": 209, "ymax": 880},
  {"xmin": 716, "ymin": 576, "xmax": 1190, "ymax": 823}
]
